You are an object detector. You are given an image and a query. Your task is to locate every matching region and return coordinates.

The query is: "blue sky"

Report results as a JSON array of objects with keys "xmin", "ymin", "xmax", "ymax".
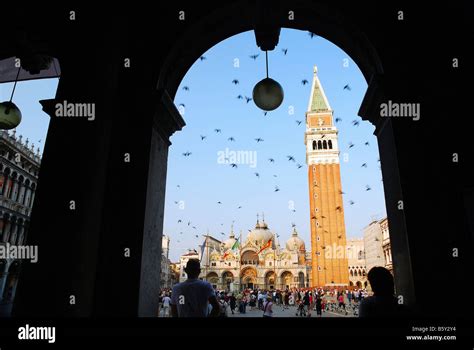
[
  {"xmin": 0, "ymin": 28, "xmax": 386, "ymax": 262},
  {"xmin": 165, "ymin": 29, "xmax": 386, "ymax": 261},
  {"xmin": 0, "ymin": 78, "xmax": 58, "ymax": 153}
]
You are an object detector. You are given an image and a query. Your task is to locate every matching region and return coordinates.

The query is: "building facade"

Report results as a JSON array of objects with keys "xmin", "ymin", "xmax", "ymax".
[
  {"xmin": 305, "ymin": 66, "xmax": 349, "ymax": 286},
  {"xmin": 363, "ymin": 218, "xmax": 388, "ymax": 272},
  {"xmin": 0, "ymin": 130, "xmax": 40, "ymax": 315},
  {"xmin": 184, "ymin": 218, "xmax": 309, "ymax": 291},
  {"xmin": 160, "ymin": 235, "xmax": 174, "ymax": 289},
  {"xmin": 346, "ymin": 238, "xmax": 368, "ymax": 288},
  {"xmin": 380, "ymin": 217, "xmax": 393, "ymax": 273}
]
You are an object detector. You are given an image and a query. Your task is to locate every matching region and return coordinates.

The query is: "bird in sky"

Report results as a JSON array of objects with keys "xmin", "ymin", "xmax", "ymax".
[
  {"xmin": 250, "ymin": 54, "xmax": 259, "ymax": 60},
  {"xmin": 366, "ymin": 185, "xmax": 372, "ymax": 191},
  {"xmin": 192, "ymin": 226, "xmax": 197, "ymax": 230},
  {"xmin": 268, "ymin": 158, "xmax": 275, "ymax": 163},
  {"xmin": 281, "ymin": 48, "xmax": 288, "ymax": 55},
  {"xmin": 214, "ymin": 129, "xmax": 221, "ymax": 133},
  {"xmin": 348, "ymin": 142, "xmax": 355, "ymax": 149},
  {"xmin": 230, "ymin": 163, "xmax": 238, "ymax": 168},
  {"xmin": 179, "ymin": 103, "xmax": 185, "ymax": 108},
  {"xmin": 255, "ymin": 138, "xmax": 264, "ymax": 143},
  {"xmin": 296, "ymin": 120, "xmax": 302, "ymax": 125},
  {"xmin": 187, "ymin": 221, "xmax": 191, "ymax": 226},
  {"xmin": 274, "ymin": 186, "xmax": 280, "ymax": 192},
  {"xmin": 195, "ymin": 235, "xmax": 199, "ymax": 238},
  {"xmin": 273, "ymin": 175, "xmax": 278, "ymax": 178},
  {"xmin": 308, "ymin": 31, "xmax": 317, "ymax": 38},
  {"xmin": 263, "ymin": 111, "xmax": 268, "ymax": 116},
  {"xmin": 177, "ymin": 185, "xmax": 180, "ymax": 188},
  {"xmin": 199, "ymin": 56, "xmax": 206, "ymax": 61},
  {"xmin": 301, "ymin": 79, "xmax": 309, "ymax": 85},
  {"xmin": 245, "ymin": 96, "xmax": 252, "ymax": 103},
  {"xmin": 217, "ymin": 201, "xmax": 222, "ymax": 204},
  {"xmin": 349, "ymin": 200, "xmax": 355, "ymax": 205},
  {"xmin": 335, "ymin": 117, "xmax": 342, "ymax": 123},
  {"xmin": 200, "ymin": 135, "xmax": 206, "ymax": 140},
  {"xmin": 228, "ymin": 137, "xmax": 235, "ymax": 142},
  {"xmin": 237, "ymin": 206, "xmax": 242, "ymax": 209},
  {"xmin": 343, "ymin": 84, "xmax": 351, "ymax": 91},
  {"xmin": 352, "ymin": 120, "xmax": 360, "ymax": 126},
  {"xmin": 232, "ymin": 79, "xmax": 239, "ymax": 85},
  {"xmin": 182, "ymin": 86, "xmax": 190, "ymax": 91},
  {"xmin": 178, "ymin": 219, "xmax": 182, "ymax": 223},
  {"xmin": 182, "ymin": 152, "xmax": 192, "ymax": 156},
  {"xmin": 287, "ymin": 155, "xmax": 295, "ymax": 162},
  {"xmin": 361, "ymin": 163, "xmax": 367, "ymax": 168},
  {"xmin": 174, "ymin": 201, "xmax": 178, "ymax": 204},
  {"xmin": 291, "ymin": 222, "xmax": 296, "ymax": 228},
  {"xmin": 237, "ymin": 95, "xmax": 243, "ymax": 100},
  {"xmin": 296, "ymin": 164, "xmax": 303, "ymax": 169},
  {"xmin": 365, "ymin": 141, "xmax": 370, "ymax": 146},
  {"xmin": 220, "ymin": 232, "xmax": 225, "ymax": 236},
  {"xmin": 255, "ymin": 172, "xmax": 260, "ymax": 178}
]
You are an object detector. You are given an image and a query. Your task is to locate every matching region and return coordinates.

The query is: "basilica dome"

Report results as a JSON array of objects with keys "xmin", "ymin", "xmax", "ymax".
[
  {"xmin": 247, "ymin": 220, "xmax": 274, "ymax": 244},
  {"xmin": 286, "ymin": 228, "xmax": 305, "ymax": 251},
  {"xmin": 223, "ymin": 233, "xmax": 237, "ymax": 250}
]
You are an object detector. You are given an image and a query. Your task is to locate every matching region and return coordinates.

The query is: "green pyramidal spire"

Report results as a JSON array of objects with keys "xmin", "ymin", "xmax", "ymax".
[{"xmin": 308, "ymin": 66, "xmax": 332, "ymax": 113}]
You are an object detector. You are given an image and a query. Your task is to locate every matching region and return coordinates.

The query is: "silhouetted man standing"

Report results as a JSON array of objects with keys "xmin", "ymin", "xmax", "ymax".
[
  {"xmin": 170, "ymin": 259, "xmax": 220, "ymax": 317},
  {"xmin": 359, "ymin": 266, "xmax": 403, "ymax": 317}
]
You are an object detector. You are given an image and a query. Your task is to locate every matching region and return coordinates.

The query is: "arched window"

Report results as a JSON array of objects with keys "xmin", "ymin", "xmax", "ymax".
[
  {"xmin": 312, "ymin": 140, "xmax": 317, "ymax": 150},
  {"xmin": 328, "ymin": 140, "xmax": 333, "ymax": 149},
  {"xmin": 323, "ymin": 140, "xmax": 328, "ymax": 149},
  {"xmin": 317, "ymin": 140, "xmax": 322, "ymax": 149}
]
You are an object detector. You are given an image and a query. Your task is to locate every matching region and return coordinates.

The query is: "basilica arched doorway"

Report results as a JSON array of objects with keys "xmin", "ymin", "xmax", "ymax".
[
  {"xmin": 206, "ymin": 272, "xmax": 219, "ymax": 289},
  {"xmin": 264, "ymin": 271, "xmax": 276, "ymax": 290},
  {"xmin": 240, "ymin": 267, "xmax": 257, "ymax": 290},
  {"xmin": 222, "ymin": 271, "xmax": 234, "ymax": 291},
  {"xmin": 280, "ymin": 271, "xmax": 293, "ymax": 289}
]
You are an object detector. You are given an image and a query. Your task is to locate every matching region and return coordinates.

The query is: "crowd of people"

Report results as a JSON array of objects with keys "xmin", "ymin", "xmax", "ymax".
[{"xmin": 158, "ymin": 259, "xmax": 401, "ymax": 318}]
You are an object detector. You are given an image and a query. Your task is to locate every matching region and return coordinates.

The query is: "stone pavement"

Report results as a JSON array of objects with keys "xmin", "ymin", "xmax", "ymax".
[{"xmin": 227, "ymin": 304, "xmax": 355, "ymax": 318}]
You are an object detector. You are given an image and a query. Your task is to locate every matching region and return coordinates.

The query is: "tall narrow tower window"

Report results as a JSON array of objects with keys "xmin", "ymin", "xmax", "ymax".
[
  {"xmin": 317, "ymin": 140, "xmax": 322, "ymax": 149},
  {"xmin": 312, "ymin": 140, "xmax": 317, "ymax": 150},
  {"xmin": 323, "ymin": 140, "xmax": 328, "ymax": 149},
  {"xmin": 328, "ymin": 140, "xmax": 333, "ymax": 149}
]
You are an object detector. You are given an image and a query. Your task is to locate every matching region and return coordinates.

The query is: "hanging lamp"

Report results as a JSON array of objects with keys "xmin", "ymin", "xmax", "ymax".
[
  {"xmin": 252, "ymin": 50, "xmax": 284, "ymax": 111},
  {"xmin": 0, "ymin": 66, "xmax": 22, "ymax": 130}
]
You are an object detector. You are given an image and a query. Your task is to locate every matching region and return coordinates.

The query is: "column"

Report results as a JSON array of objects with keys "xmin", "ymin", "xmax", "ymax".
[
  {"xmin": 11, "ymin": 180, "xmax": 19, "ymax": 202},
  {"xmin": 9, "ymin": 220, "xmax": 18, "ymax": 245},
  {"xmin": 17, "ymin": 183, "xmax": 26, "ymax": 204}
]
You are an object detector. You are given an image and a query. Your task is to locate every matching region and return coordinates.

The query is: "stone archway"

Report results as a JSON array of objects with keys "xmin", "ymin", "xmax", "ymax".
[
  {"xmin": 241, "ymin": 267, "xmax": 258, "ymax": 290},
  {"xmin": 264, "ymin": 271, "xmax": 276, "ymax": 290},
  {"xmin": 280, "ymin": 271, "xmax": 294, "ymax": 289},
  {"xmin": 7, "ymin": 1, "xmax": 439, "ymax": 318},
  {"xmin": 222, "ymin": 271, "xmax": 234, "ymax": 291}
]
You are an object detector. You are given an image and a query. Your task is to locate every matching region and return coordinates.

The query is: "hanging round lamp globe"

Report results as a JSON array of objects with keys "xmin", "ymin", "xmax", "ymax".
[
  {"xmin": 252, "ymin": 77, "xmax": 284, "ymax": 111},
  {"xmin": 0, "ymin": 101, "xmax": 22, "ymax": 130}
]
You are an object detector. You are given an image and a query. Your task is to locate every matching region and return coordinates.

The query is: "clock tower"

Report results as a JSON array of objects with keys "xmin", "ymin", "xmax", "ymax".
[{"xmin": 305, "ymin": 66, "xmax": 349, "ymax": 287}]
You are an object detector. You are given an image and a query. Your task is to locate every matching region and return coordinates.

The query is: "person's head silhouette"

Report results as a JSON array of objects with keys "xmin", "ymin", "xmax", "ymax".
[
  {"xmin": 184, "ymin": 259, "xmax": 201, "ymax": 279},
  {"xmin": 367, "ymin": 266, "xmax": 394, "ymax": 296}
]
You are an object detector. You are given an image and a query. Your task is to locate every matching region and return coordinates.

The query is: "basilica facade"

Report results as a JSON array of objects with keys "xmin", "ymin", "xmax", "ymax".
[{"xmin": 196, "ymin": 218, "xmax": 311, "ymax": 291}]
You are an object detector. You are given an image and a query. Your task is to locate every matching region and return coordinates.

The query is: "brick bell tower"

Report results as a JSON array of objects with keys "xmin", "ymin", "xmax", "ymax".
[{"xmin": 305, "ymin": 66, "xmax": 349, "ymax": 287}]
